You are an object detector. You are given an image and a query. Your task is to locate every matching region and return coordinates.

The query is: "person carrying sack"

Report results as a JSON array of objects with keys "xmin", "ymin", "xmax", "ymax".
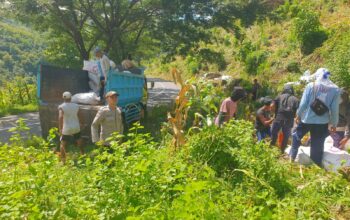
[
  {"xmin": 290, "ymin": 68, "xmax": 340, "ymax": 167},
  {"xmin": 271, "ymin": 85, "xmax": 299, "ymax": 153}
]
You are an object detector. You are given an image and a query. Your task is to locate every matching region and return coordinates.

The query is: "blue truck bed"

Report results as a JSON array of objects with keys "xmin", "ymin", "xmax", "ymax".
[{"xmin": 37, "ymin": 64, "xmax": 146, "ymax": 139}]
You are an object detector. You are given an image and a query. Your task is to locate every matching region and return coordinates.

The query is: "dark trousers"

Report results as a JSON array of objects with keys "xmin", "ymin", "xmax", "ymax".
[
  {"xmin": 290, "ymin": 123, "xmax": 329, "ymax": 167},
  {"xmin": 330, "ymin": 131, "xmax": 345, "ymax": 148},
  {"xmin": 271, "ymin": 120, "xmax": 292, "ymax": 153}
]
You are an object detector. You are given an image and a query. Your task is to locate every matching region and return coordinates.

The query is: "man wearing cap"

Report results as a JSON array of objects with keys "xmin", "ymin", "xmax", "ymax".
[
  {"xmin": 58, "ymin": 91, "xmax": 84, "ymax": 164},
  {"xmin": 255, "ymin": 97, "xmax": 274, "ymax": 142},
  {"xmin": 95, "ymin": 47, "xmax": 111, "ymax": 100},
  {"xmin": 91, "ymin": 91, "xmax": 124, "ymax": 144}
]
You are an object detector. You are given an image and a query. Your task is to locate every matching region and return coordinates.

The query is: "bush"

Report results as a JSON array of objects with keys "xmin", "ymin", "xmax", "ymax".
[
  {"xmin": 286, "ymin": 60, "xmax": 300, "ymax": 73},
  {"xmin": 2, "ymin": 119, "xmax": 350, "ymax": 218},
  {"xmin": 245, "ymin": 50, "xmax": 268, "ymax": 75},
  {"xmin": 291, "ymin": 9, "xmax": 328, "ymax": 55}
]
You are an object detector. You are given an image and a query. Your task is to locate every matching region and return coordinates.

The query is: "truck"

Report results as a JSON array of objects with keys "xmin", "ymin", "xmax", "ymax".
[{"xmin": 37, "ymin": 64, "xmax": 146, "ymax": 140}]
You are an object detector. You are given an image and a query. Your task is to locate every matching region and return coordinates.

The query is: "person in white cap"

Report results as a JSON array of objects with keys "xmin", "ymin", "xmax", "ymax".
[
  {"xmin": 58, "ymin": 91, "xmax": 84, "ymax": 163},
  {"xmin": 91, "ymin": 91, "xmax": 124, "ymax": 145},
  {"xmin": 95, "ymin": 47, "xmax": 111, "ymax": 100}
]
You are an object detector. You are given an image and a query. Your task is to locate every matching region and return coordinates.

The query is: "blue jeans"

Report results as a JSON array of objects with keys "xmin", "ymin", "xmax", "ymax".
[
  {"xmin": 290, "ymin": 123, "xmax": 329, "ymax": 167},
  {"xmin": 271, "ymin": 120, "xmax": 292, "ymax": 153},
  {"xmin": 257, "ymin": 128, "xmax": 271, "ymax": 142}
]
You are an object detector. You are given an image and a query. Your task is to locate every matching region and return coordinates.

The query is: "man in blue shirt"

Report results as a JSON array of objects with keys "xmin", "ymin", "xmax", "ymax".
[{"xmin": 290, "ymin": 68, "xmax": 340, "ymax": 167}]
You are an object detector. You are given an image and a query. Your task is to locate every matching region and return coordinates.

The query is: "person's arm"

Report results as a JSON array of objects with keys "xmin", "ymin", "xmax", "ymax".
[
  {"xmin": 78, "ymin": 108, "xmax": 84, "ymax": 131},
  {"xmin": 218, "ymin": 100, "xmax": 229, "ymax": 126},
  {"xmin": 91, "ymin": 109, "xmax": 104, "ymax": 143},
  {"xmin": 218, "ymin": 112, "xmax": 225, "ymax": 126},
  {"xmin": 258, "ymin": 113, "xmax": 273, "ymax": 126},
  {"xmin": 118, "ymin": 109, "xmax": 124, "ymax": 134},
  {"xmin": 296, "ymin": 84, "xmax": 312, "ymax": 121},
  {"xmin": 58, "ymin": 109, "xmax": 63, "ymax": 135},
  {"xmin": 329, "ymin": 90, "xmax": 340, "ymax": 128}
]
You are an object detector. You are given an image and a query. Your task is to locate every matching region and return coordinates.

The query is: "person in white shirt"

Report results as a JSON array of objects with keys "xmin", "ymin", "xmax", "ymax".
[
  {"xmin": 95, "ymin": 47, "xmax": 111, "ymax": 100},
  {"xmin": 58, "ymin": 91, "xmax": 84, "ymax": 164}
]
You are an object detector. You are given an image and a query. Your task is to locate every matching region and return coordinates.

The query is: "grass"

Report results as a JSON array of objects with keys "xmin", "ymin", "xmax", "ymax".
[{"xmin": 0, "ymin": 103, "xmax": 38, "ymax": 118}]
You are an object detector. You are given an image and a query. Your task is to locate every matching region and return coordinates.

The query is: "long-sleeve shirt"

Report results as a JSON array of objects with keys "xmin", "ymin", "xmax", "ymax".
[
  {"xmin": 97, "ymin": 55, "xmax": 110, "ymax": 80},
  {"xmin": 91, "ymin": 106, "xmax": 124, "ymax": 143},
  {"xmin": 297, "ymin": 82, "xmax": 340, "ymax": 126}
]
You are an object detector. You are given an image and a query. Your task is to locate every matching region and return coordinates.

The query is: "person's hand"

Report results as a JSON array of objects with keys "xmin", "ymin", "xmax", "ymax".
[
  {"xmin": 329, "ymin": 126, "xmax": 336, "ymax": 134},
  {"xmin": 295, "ymin": 116, "xmax": 300, "ymax": 124},
  {"xmin": 340, "ymin": 137, "xmax": 350, "ymax": 149}
]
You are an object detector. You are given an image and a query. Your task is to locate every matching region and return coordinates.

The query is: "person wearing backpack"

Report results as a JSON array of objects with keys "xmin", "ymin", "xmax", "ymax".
[
  {"xmin": 290, "ymin": 68, "xmax": 340, "ymax": 167},
  {"xmin": 270, "ymin": 85, "xmax": 299, "ymax": 153}
]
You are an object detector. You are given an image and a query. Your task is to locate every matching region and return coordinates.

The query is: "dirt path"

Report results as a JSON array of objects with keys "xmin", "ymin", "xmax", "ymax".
[{"xmin": 0, "ymin": 79, "xmax": 180, "ymax": 143}]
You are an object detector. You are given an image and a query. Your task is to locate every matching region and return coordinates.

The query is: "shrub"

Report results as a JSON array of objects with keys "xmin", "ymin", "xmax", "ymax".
[
  {"xmin": 245, "ymin": 50, "xmax": 268, "ymax": 75},
  {"xmin": 291, "ymin": 9, "xmax": 328, "ymax": 55}
]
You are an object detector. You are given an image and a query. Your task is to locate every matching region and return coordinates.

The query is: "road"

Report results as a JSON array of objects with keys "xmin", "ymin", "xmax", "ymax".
[{"xmin": 0, "ymin": 79, "xmax": 180, "ymax": 143}]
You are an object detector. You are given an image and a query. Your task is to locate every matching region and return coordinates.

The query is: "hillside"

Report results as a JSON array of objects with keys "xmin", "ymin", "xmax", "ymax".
[
  {"xmin": 0, "ymin": 18, "xmax": 44, "ymax": 78},
  {"xmin": 145, "ymin": 0, "xmax": 350, "ymax": 90}
]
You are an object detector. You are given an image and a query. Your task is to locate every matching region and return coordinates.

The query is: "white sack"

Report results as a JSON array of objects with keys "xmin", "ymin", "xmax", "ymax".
[
  {"xmin": 72, "ymin": 92, "xmax": 100, "ymax": 105},
  {"xmin": 285, "ymin": 136, "xmax": 350, "ymax": 172}
]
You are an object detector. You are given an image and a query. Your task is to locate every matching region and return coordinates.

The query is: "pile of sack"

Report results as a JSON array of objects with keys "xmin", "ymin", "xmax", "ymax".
[
  {"xmin": 72, "ymin": 60, "xmax": 116, "ymax": 105},
  {"xmin": 285, "ymin": 137, "xmax": 350, "ymax": 172}
]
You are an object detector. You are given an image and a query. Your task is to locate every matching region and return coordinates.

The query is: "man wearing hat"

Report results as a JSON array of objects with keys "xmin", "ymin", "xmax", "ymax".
[
  {"xmin": 95, "ymin": 47, "xmax": 111, "ymax": 100},
  {"xmin": 255, "ymin": 97, "xmax": 274, "ymax": 142},
  {"xmin": 91, "ymin": 91, "xmax": 124, "ymax": 144},
  {"xmin": 58, "ymin": 91, "xmax": 84, "ymax": 164}
]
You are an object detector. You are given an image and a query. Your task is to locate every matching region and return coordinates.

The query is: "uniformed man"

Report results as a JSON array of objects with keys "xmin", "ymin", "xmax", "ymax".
[{"xmin": 91, "ymin": 91, "xmax": 124, "ymax": 144}]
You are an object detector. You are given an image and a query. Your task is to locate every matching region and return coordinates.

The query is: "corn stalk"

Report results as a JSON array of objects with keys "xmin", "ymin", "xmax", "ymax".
[{"xmin": 168, "ymin": 68, "xmax": 191, "ymax": 150}]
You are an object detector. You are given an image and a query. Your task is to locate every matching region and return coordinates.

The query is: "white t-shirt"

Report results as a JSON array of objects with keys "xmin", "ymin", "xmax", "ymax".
[{"xmin": 58, "ymin": 102, "xmax": 80, "ymax": 135}]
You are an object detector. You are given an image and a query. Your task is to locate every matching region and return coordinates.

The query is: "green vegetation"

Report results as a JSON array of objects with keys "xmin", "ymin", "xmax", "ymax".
[
  {"xmin": 0, "ymin": 76, "xmax": 37, "ymax": 117},
  {"xmin": 1, "ymin": 119, "xmax": 350, "ymax": 219},
  {"xmin": 0, "ymin": 19, "xmax": 43, "ymax": 76},
  {"xmin": 1, "ymin": 0, "xmax": 350, "ymax": 218}
]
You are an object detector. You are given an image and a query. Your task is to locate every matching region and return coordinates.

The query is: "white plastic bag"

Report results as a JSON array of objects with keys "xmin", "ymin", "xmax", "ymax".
[
  {"xmin": 285, "ymin": 136, "xmax": 350, "ymax": 172},
  {"xmin": 83, "ymin": 60, "xmax": 101, "ymax": 92},
  {"xmin": 72, "ymin": 92, "xmax": 100, "ymax": 105},
  {"xmin": 83, "ymin": 60, "xmax": 99, "ymax": 74}
]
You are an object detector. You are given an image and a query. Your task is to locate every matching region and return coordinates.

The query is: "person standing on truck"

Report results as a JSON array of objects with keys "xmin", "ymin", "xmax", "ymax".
[
  {"xmin": 270, "ymin": 84, "xmax": 299, "ymax": 153},
  {"xmin": 58, "ymin": 91, "xmax": 84, "ymax": 164},
  {"xmin": 91, "ymin": 91, "xmax": 124, "ymax": 145},
  {"xmin": 95, "ymin": 47, "xmax": 111, "ymax": 101}
]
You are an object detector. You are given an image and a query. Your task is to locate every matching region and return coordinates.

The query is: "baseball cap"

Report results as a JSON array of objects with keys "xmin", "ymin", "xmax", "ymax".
[
  {"xmin": 62, "ymin": 91, "xmax": 72, "ymax": 99},
  {"xmin": 105, "ymin": 91, "xmax": 119, "ymax": 98}
]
